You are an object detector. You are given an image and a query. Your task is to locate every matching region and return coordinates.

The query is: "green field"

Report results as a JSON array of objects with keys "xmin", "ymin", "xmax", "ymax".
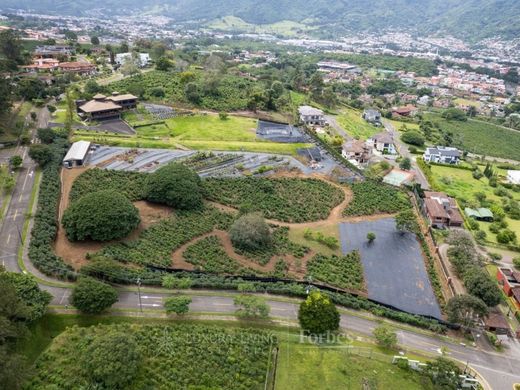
[
  {"xmin": 276, "ymin": 342, "xmax": 425, "ymax": 389},
  {"xmin": 335, "ymin": 108, "xmax": 380, "ymax": 140},
  {"xmin": 207, "ymin": 15, "xmax": 317, "ymax": 37},
  {"xmin": 74, "ymin": 113, "xmax": 312, "ymax": 155},
  {"xmin": 425, "ymin": 113, "xmax": 520, "ymax": 161}
]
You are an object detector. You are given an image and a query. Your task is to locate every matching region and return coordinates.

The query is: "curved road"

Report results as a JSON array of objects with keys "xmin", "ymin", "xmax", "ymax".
[{"xmin": 0, "ymin": 107, "xmax": 518, "ymax": 389}]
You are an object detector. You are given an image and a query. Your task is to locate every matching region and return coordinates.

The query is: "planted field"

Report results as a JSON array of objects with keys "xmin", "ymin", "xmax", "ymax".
[
  {"xmin": 335, "ymin": 108, "xmax": 380, "ymax": 140},
  {"xmin": 343, "ymin": 181, "xmax": 410, "ymax": 216},
  {"xmin": 425, "ymin": 113, "xmax": 520, "ymax": 161},
  {"xmin": 27, "ymin": 323, "xmax": 276, "ymax": 390},
  {"xmin": 306, "ymin": 251, "xmax": 364, "ymax": 290},
  {"xmin": 204, "ymin": 177, "xmax": 345, "ymax": 223}
]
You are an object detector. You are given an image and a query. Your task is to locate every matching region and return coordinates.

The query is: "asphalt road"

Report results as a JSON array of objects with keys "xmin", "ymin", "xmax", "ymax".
[{"xmin": 0, "ymin": 106, "xmax": 519, "ymax": 389}]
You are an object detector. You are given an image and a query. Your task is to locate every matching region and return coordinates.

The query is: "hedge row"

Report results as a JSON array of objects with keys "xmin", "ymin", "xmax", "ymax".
[
  {"xmin": 81, "ymin": 258, "xmax": 446, "ymax": 332},
  {"xmin": 28, "ymin": 139, "xmax": 76, "ymax": 280}
]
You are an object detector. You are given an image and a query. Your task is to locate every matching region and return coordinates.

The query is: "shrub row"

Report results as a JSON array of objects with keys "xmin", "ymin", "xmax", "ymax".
[{"xmin": 29, "ymin": 139, "xmax": 76, "ymax": 280}]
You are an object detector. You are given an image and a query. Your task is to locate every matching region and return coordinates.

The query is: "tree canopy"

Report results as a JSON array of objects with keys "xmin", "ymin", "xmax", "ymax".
[
  {"xmin": 164, "ymin": 296, "xmax": 192, "ymax": 315},
  {"xmin": 298, "ymin": 290, "xmax": 340, "ymax": 335},
  {"xmin": 395, "ymin": 209, "xmax": 420, "ymax": 234},
  {"xmin": 229, "ymin": 213, "xmax": 271, "ymax": 251},
  {"xmin": 62, "ymin": 190, "xmax": 140, "ymax": 241},
  {"xmin": 71, "ymin": 277, "xmax": 118, "ymax": 314},
  {"xmin": 445, "ymin": 294, "xmax": 488, "ymax": 329},
  {"xmin": 146, "ymin": 163, "xmax": 203, "ymax": 210}
]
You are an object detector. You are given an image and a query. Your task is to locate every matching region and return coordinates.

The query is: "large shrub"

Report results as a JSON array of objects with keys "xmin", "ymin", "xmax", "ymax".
[
  {"xmin": 229, "ymin": 213, "xmax": 271, "ymax": 251},
  {"xmin": 62, "ymin": 190, "xmax": 140, "ymax": 241},
  {"xmin": 401, "ymin": 130, "xmax": 425, "ymax": 146},
  {"xmin": 298, "ymin": 290, "xmax": 340, "ymax": 335},
  {"xmin": 146, "ymin": 163, "xmax": 203, "ymax": 210},
  {"xmin": 71, "ymin": 277, "xmax": 118, "ymax": 314}
]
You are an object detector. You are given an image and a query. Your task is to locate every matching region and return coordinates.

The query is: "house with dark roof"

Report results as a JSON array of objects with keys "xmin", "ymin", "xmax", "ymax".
[
  {"xmin": 497, "ymin": 267, "xmax": 520, "ymax": 311},
  {"xmin": 76, "ymin": 92, "xmax": 138, "ymax": 121},
  {"xmin": 422, "ymin": 191, "xmax": 464, "ymax": 228},
  {"xmin": 367, "ymin": 132, "xmax": 397, "ymax": 155},
  {"xmin": 423, "ymin": 146, "xmax": 461, "ymax": 164},
  {"xmin": 298, "ymin": 106, "xmax": 326, "ymax": 126},
  {"xmin": 341, "ymin": 140, "xmax": 372, "ymax": 167}
]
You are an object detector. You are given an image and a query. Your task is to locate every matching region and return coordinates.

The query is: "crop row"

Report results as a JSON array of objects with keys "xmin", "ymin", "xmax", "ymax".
[
  {"xmin": 343, "ymin": 180, "xmax": 411, "ymax": 216},
  {"xmin": 306, "ymin": 251, "xmax": 365, "ymax": 291}
]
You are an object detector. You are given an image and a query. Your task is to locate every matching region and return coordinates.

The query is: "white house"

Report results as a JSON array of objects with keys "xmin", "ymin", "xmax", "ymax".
[
  {"xmin": 362, "ymin": 109, "xmax": 382, "ymax": 125},
  {"xmin": 423, "ymin": 146, "xmax": 461, "ymax": 164},
  {"xmin": 507, "ymin": 170, "xmax": 520, "ymax": 185},
  {"xmin": 115, "ymin": 52, "xmax": 151, "ymax": 67},
  {"xmin": 298, "ymin": 106, "xmax": 326, "ymax": 126},
  {"xmin": 367, "ymin": 132, "xmax": 397, "ymax": 155}
]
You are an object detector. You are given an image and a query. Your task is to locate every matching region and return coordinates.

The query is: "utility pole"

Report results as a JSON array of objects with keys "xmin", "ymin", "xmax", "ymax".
[{"xmin": 137, "ymin": 277, "xmax": 143, "ymax": 312}]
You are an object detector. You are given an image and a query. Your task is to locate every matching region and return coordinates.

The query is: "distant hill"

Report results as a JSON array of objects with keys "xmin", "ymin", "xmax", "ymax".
[{"xmin": 2, "ymin": 0, "xmax": 520, "ymax": 40}]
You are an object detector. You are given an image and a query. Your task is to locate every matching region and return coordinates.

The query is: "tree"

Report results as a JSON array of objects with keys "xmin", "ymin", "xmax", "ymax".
[
  {"xmin": 63, "ymin": 190, "xmax": 140, "ymax": 241},
  {"xmin": 164, "ymin": 296, "xmax": 191, "ymax": 315},
  {"xmin": 37, "ymin": 127, "xmax": 57, "ymax": 144},
  {"xmin": 497, "ymin": 229, "xmax": 516, "ymax": 244},
  {"xmin": 146, "ymin": 163, "xmax": 203, "ymax": 210},
  {"xmin": 82, "ymin": 331, "xmax": 140, "ymax": 389},
  {"xmin": 9, "ymin": 155, "xmax": 22, "ymax": 169},
  {"xmin": 84, "ymin": 80, "xmax": 102, "ymax": 95},
  {"xmin": 28, "ymin": 144, "xmax": 53, "ymax": 166},
  {"xmin": 298, "ymin": 290, "xmax": 340, "ymax": 335},
  {"xmin": 229, "ymin": 213, "xmax": 271, "ymax": 251},
  {"xmin": 90, "ymin": 36, "xmax": 100, "ymax": 45},
  {"xmin": 422, "ymin": 357, "xmax": 462, "ymax": 390},
  {"xmin": 442, "ymin": 108, "xmax": 467, "ymax": 121},
  {"xmin": 445, "ymin": 295, "xmax": 488, "ymax": 330},
  {"xmin": 0, "ymin": 30, "xmax": 24, "ymax": 71},
  {"xmin": 367, "ymin": 232, "xmax": 376, "ymax": 243},
  {"xmin": 467, "ymin": 105, "xmax": 477, "ymax": 118},
  {"xmin": 513, "ymin": 256, "xmax": 520, "ymax": 270},
  {"xmin": 463, "ymin": 268, "xmax": 501, "ymax": 307},
  {"xmin": 373, "ymin": 325, "xmax": 397, "ymax": 349},
  {"xmin": 234, "ymin": 295, "xmax": 270, "ymax": 318},
  {"xmin": 71, "ymin": 277, "xmax": 118, "ymax": 314},
  {"xmin": 218, "ymin": 112, "xmax": 228, "ymax": 120},
  {"xmin": 395, "ymin": 209, "xmax": 420, "ymax": 234},
  {"xmin": 184, "ymin": 82, "xmax": 200, "ymax": 103},
  {"xmin": 399, "ymin": 157, "xmax": 412, "ymax": 170},
  {"xmin": 156, "ymin": 56, "xmax": 172, "ymax": 71},
  {"xmin": 401, "ymin": 131, "xmax": 425, "ymax": 146}
]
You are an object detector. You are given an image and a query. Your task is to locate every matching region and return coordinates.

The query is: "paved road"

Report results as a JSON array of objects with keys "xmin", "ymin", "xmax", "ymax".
[{"xmin": 383, "ymin": 120, "xmax": 430, "ymax": 190}]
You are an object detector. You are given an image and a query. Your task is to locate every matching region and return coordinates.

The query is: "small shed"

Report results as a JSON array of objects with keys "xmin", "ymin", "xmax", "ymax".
[
  {"xmin": 484, "ymin": 311, "xmax": 510, "ymax": 335},
  {"xmin": 63, "ymin": 141, "xmax": 91, "ymax": 168},
  {"xmin": 464, "ymin": 207, "xmax": 494, "ymax": 222}
]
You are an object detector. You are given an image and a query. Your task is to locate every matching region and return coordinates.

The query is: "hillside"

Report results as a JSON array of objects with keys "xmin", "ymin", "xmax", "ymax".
[{"xmin": 2, "ymin": 0, "xmax": 520, "ymax": 40}]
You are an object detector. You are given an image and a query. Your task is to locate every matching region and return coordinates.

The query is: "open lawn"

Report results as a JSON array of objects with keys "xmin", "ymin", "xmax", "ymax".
[
  {"xmin": 276, "ymin": 342, "xmax": 426, "ymax": 389},
  {"xmin": 335, "ymin": 108, "xmax": 380, "ymax": 140},
  {"xmin": 425, "ymin": 113, "xmax": 520, "ymax": 161},
  {"xmin": 288, "ymin": 223, "xmax": 341, "ymax": 256},
  {"xmin": 73, "ymin": 113, "xmax": 312, "ymax": 155}
]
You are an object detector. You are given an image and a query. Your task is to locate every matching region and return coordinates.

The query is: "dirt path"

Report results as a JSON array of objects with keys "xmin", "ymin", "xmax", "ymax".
[{"xmin": 171, "ymin": 229, "xmax": 316, "ymax": 278}]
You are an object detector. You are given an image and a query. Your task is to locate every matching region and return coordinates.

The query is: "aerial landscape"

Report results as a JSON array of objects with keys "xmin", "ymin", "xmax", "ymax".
[{"xmin": 1, "ymin": 0, "xmax": 520, "ymax": 389}]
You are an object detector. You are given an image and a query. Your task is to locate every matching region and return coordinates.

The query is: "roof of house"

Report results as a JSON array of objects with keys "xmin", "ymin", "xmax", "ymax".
[
  {"xmin": 63, "ymin": 141, "xmax": 91, "ymax": 162},
  {"xmin": 371, "ymin": 132, "xmax": 394, "ymax": 144},
  {"xmin": 298, "ymin": 105, "xmax": 323, "ymax": 116},
  {"xmin": 343, "ymin": 139, "xmax": 369, "ymax": 154},
  {"xmin": 512, "ymin": 286, "xmax": 520, "ymax": 302},
  {"xmin": 425, "ymin": 146, "xmax": 461, "ymax": 157},
  {"xmin": 484, "ymin": 311, "xmax": 510, "ymax": 330},
  {"xmin": 79, "ymin": 100, "xmax": 122, "ymax": 113},
  {"xmin": 424, "ymin": 198, "xmax": 449, "ymax": 219},
  {"xmin": 392, "ymin": 105, "xmax": 417, "ymax": 114},
  {"xmin": 93, "ymin": 93, "xmax": 106, "ymax": 100},
  {"xmin": 107, "ymin": 93, "xmax": 138, "ymax": 102},
  {"xmin": 364, "ymin": 109, "xmax": 381, "ymax": 116},
  {"xmin": 59, "ymin": 61, "xmax": 95, "ymax": 69}
]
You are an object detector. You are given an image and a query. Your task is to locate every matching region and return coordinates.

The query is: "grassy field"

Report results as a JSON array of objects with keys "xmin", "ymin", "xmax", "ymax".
[
  {"xmin": 74, "ymin": 113, "xmax": 312, "ymax": 155},
  {"xmin": 335, "ymin": 108, "xmax": 380, "ymax": 140},
  {"xmin": 288, "ymin": 223, "xmax": 341, "ymax": 256},
  {"xmin": 207, "ymin": 15, "xmax": 317, "ymax": 37},
  {"xmin": 276, "ymin": 342, "xmax": 426, "ymax": 389},
  {"xmin": 425, "ymin": 113, "xmax": 520, "ymax": 161}
]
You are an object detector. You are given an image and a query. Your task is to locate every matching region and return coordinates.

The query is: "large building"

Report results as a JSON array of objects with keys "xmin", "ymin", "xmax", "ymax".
[
  {"xmin": 76, "ymin": 92, "xmax": 138, "ymax": 121},
  {"xmin": 298, "ymin": 106, "xmax": 326, "ymax": 126},
  {"xmin": 115, "ymin": 52, "xmax": 151, "ymax": 67},
  {"xmin": 423, "ymin": 146, "xmax": 461, "ymax": 164},
  {"xmin": 422, "ymin": 191, "xmax": 464, "ymax": 228},
  {"xmin": 63, "ymin": 141, "xmax": 92, "ymax": 168}
]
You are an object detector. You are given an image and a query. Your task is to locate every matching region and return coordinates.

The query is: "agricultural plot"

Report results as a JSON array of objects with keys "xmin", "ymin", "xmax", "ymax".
[
  {"xmin": 335, "ymin": 108, "xmax": 380, "ymax": 140},
  {"xmin": 306, "ymin": 251, "xmax": 365, "ymax": 290},
  {"xmin": 424, "ymin": 113, "xmax": 520, "ymax": 161},
  {"xmin": 343, "ymin": 180, "xmax": 411, "ymax": 216},
  {"xmin": 339, "ymin": 218, "xmax": 442, "ymax": 318},
  {"xmin": 204, "ymin": 177, "xmax": 345, "ymax": 223},
  {"xmin": 27, "ymin": 323, "xmax": 276, "ymax": 390}
]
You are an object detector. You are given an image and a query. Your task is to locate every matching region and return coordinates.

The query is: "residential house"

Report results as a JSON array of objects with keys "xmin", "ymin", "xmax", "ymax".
[
  {"xmin": 77, "ymin": 92, "xmax": 138, "ymax": 121},
  {"xmin": 417, "ymin": 95, "xmax": 431, "ymax": 106},
  {"xmin": 115, "ymin": 52, "xmax": 151, "ymax": 67},
  {"xmin": 507, "ymin": 170, "xmax": 520, "ymax": 185},
  {"xmin": 423, "ymin": 146, "xmax": 461, "ymax": 164},
  {"xmin": 391, "ymin": 105, "xmax": 418, "ymax": 117},
  {"xmin": 34, "ymin": 45, "xmax": 72, "ymax": 59},
  {"xmin": 58, "ymin": 61, "xmax": 97, "ymax": 75},
  {"xmin": 367, "ymin": 132, "xmax": 397, "ymax": 155},
  {"xmin": 464, "ymin": 207, "xmax": 494, "ymax": 222},
  {"xmin": 496, "ymin": 267, "xmax": 520, "ymax": 311},
  {"xmin": 422, "ymin": 191, "xmax": 464, "ymax": 228},
  {"xmin": 362, "ymin": 109, "xmax": 382, "ymax": 125},
  {"xmin": 341, "ymin": 140, "xmax": 372, "ymax": 167},
  {"xmin": 298, "ymin": 106, "xmax": 326, "ymax": 126}
]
